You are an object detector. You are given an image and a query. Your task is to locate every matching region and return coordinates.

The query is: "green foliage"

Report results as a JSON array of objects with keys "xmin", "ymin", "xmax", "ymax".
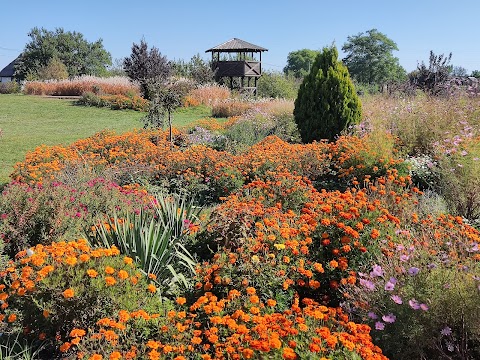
[
  {"xmin": 123, "ymin": 39, "xmax": 172, "ymax": 99},
  {"xmin": 87, "ymin": 193, "xmax": 201, "ymax": 294},
  {"xmin": 471, "ymin": 70, "xmax": 480, "ymax": 78},
  {"xmin": 221, "ymin": 113, "xmax": 301, "ymax": 153},
  {"xmin": 36, "ymin": 56, "xmax": 69, "ymax": 80},
  {"xmin": 15, "ymin": 27, "xmax": 111, "ymax": 80},
  {"xmin": 0, "ymin": 333, "xmax": 45, "ymax": 360},
  {"xmin": 342, "ymin": 28, "xmax": 406, "ymax": 85},
  {"xmin": 0, "ymin": 82, "xmax": 20, "ymax": 94},
  {"xmin": 257, "ymin": 71, "xmax": 299, "ymax": 99},
  {"xmin": 283, "ymin": 49, "xmax": 320, "ymax": 78},
  {"xmin": 294, "ymin": 46, "xmax": 362, "ymax": 142},
  {"xmin": 173, "ymin": 54, "xmax": 214, "ymax": 85}
]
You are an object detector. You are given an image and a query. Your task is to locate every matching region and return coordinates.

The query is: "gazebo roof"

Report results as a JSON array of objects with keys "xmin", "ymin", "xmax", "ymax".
[{"xmin": 206, "ymin": 38, "xmax": 268, "ymax": 53}]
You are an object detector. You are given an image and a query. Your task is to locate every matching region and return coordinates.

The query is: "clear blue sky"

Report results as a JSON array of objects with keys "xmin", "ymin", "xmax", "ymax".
[{"xmin": 1, "ymin": 0, "xmax": 480, "ymax": 74}]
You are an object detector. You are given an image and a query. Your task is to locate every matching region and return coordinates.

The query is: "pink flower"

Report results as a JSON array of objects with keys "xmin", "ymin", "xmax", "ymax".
[
  {"xmin": 409, "ymin": 299, "xmax": 420, "ymax": 310},
  {"xmin": 420, "ymin": 303, "xmax": 429, "ymax": 311},
  {"xmin": 382, "ymin": 314, "xmax": 396, "ymax": 323},
  {"xmin": 391, "ymin": 295, "xmax": 403, "ymax": 304},
  {"xmin": 375, "ymin": 322, "xmax": 385, "ymax": 330}
]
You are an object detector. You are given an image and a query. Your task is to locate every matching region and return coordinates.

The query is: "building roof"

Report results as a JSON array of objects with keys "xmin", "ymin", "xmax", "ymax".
[
  {"xmin": 206, "ymin": 38, "xmax": 268, "ymax": 53},
  {"xmin": 0, "ymin": 57, "xmax": 19, "ymax": 77}
]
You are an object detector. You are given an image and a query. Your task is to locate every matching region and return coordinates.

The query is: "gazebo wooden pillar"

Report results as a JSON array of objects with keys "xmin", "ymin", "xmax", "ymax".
[{"xmin": 206, "ymin": 38, "xmax": 268, "ymax": 96}]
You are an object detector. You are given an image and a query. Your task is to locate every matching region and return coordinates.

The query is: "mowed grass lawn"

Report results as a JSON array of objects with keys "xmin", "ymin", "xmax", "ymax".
[{"xmin": 0, "ymin": 94, "xmax": 212, "ymax": 184}]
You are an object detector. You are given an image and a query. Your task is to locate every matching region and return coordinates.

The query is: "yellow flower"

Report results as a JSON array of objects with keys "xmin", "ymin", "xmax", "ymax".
[
  {"xmin": 274, "ymin": 243, "xmax": 285, "ymax": 250},
  {"xmin": 251, "ymin": 255, "xmax": 259, "ymax": 262}
]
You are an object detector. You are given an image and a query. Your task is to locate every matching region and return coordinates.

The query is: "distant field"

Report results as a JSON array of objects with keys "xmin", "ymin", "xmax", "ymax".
[{"xmin": 0, "ymin": 94, "xmax": 212, "ymax": 184}]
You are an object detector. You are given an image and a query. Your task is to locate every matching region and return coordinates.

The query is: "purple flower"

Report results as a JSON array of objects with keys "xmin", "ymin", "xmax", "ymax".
[
  {"xmin": 420, "ymin": 303, "xmax": 429, "ymax": 311},
  {"xmin": 427, "ymin": 263, "xmax": 437, "ymax": 269},
  {"xmin": 400, "ymin": 254, "xmax": 410, "ymax": 262},
  {"xmin": 382, "ymin": 313, "xmax": 396, "ymax": 323},
  {"xmin": 384, "ymin": 281, "xmax": 395, "ymax": 291},
  {"xmin": 360, "ymin": 278, "xmax": 375, "ymax": 291},
  {"xmin": 409, "ymin": 299, "xmax": 420, "ymax": 310},
  {"xmin": 441, "ymin": 327, "xmax": 452, "ymax": 336},
  {"xmin": 408, "ymin": 267, "xmax": 420, "ymax": 276},
  {"xmin": 368, "ymin": 312, "xmax": 378, "ymax": 320},
  {"xmin": 391, "ymin": 295, "xmax": 403, "ymax": 304},
  {"xmin": 370, "ymin": 264, "xmax": 384, "ymax": 277},
  {"xmin": 375, "ymin": 322, "xmax": 385, "ymax": 330}
]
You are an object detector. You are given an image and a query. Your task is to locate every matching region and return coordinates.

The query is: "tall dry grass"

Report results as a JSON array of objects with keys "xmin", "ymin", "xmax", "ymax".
[
  {"xmin": 187, "ymin": 84, "xmax": 231, "ymax": 107},
  {"xmin": 23, "ymin": 76, "xmax": 140, "ymax": 96},
  {"xmin": 360, "ymin": 94, "xmax": 480, "ymax": 155}
]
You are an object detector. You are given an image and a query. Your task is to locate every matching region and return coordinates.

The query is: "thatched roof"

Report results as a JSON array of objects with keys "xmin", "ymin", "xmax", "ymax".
[
  {"xmin": 0, "ymin": 57, "xmax": 19, "ymax": 77},
  {"xmin": 206, "ymin": 38, "xmax": 267, "ymax": 53}
]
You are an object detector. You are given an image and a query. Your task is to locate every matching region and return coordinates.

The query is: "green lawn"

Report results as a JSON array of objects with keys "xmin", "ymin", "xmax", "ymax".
[{"xmin": 0, "ymin": 94, "xmax": 212, "ymax": 184}]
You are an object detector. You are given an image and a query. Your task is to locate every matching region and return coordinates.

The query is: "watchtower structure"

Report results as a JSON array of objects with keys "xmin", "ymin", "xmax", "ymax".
[{"xmin": 206, "ymin": 38, "xmax": 268, "ymax": 95}]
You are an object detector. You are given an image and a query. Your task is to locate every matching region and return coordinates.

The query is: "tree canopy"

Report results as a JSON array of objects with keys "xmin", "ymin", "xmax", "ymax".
[
  {"xmin": 283, "ymin": 49, "xmax": 320, "ymax": 78},
  {"xmin": 342, "ymin": 29, "xmax": 406, "ymax": 85},
  {"xmin": 15, "ymin": 27, "xmax": 112, "ymax": 80},
  {"xmin": 123, "ymin": 39, "xmax": 172, "ymax": 99}
]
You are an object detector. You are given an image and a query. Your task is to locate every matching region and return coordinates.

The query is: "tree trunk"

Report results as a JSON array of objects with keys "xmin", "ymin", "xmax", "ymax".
[{"xmin": 168, "ymin": 111, "xmax": 173, "ymax": 148}]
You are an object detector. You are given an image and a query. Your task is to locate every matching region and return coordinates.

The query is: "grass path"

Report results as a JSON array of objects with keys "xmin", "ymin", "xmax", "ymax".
[{"xmin": 0, "ymin": 95, "xmax": 211, "ymax": 184}]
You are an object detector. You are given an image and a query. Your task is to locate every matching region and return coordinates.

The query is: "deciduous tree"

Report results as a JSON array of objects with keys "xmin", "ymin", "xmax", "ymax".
[
  {"xmin": 15, "ymin": 27, "xmax": 111, "ymax": 80},
  {"xmin": 284, "ymin": 49, "xmax": 320, "ymax": 79},
  {"xmin": 342, "ymin": 29, "xmax": 406, "ymax": 85}
]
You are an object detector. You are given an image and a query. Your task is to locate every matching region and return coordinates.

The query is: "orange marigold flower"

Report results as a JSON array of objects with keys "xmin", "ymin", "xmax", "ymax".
[
  {"xmin": 63, "ymin": 288, "xmax": 74, "ymax": 298},
  {"xmin": 7, "ymin": 313, "xmax": 16, "ymax": 322},
  {"xmin": 105, "ymin": 266, "xmax": 115, "ymax": 275},
  {"xmin": 65, "ymin": 256, "xmax": 77, "ymax": 266},
  {"xmin": 146, "ymin": 340, "xmax": 160, "ymax": 349},
  {"xmin": 87, "ymin": 269, "xmax": 98, "ymax": 278},
  {"xmin": 249, "ymin": 295, "xmax": 259, "ymax": 304},
  {"xmin": 105, "ymin": 276, "xmax": 116, "ymax": 286},
  {"xmin": 246, "ymin": 287, "xmax": 256, "ymax": 295},
  {"xmin": 176, "ymin": 297, "xmax": 187, "ymax": 305},
  {"xmin": 148, "ymin": 349, "xmax": 160, "ymax": 360},
  {"xmin": 109, "ymin": 352, "xmax": 122, "ymax": 360},
  {"xmin": 38, "ymin": 332, "xmax": 46, "ymax": 340},
  {"xmin": 282, "ymin": 347, "xmax": 297, "ymax": 359},
  {"xmin": 88, "ymin": 355, "xmax": 103, "ymax": 360},
  {"xmin": 329, "ymin": 260, "xmax": 338, "ymax": 269},
  {"xmin": 249, "ymin": 306, "xmax": 260, "ymax": 315},
  {"xmin": 266, "ymin": 299, "xmax": 277, "ymax": 307},
  {"xmin": 147, "ymin": 284, "xmax": 156, "ymax": 293},
  {"xmin": 242, "ymin": 349, "xmax": 254, "ymax": 359},
  {"xmin": 370, "ymin": 228, "xmax": 380, "ymax": 239},
  {"xmin": 59, "ymin": 342, "xmax": 71, "ymax": 352},
  {"xmin": 118, "ymin": 270, "xmax": 129, "ymax": 280},
  {"xmin": 124, "ymin": 256, "xmax": 133, "ymax": 265},
  {"xmin": 148, "ymin": 273, "xmax": 157, "ymax": 280},
  {"xmin": 69, "ymin": 328, "xmax": 86, "ymax": 338}
]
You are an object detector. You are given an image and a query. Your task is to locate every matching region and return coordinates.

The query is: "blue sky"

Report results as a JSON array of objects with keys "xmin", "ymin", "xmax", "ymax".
[{"xmin": 1, "ymin": 0, "xmax": 480, "ymax": 74}]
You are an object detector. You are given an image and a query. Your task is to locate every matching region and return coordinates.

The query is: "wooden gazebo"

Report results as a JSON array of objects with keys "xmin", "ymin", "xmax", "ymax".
[{"xmin": 206, "ymin": 38, "xmax": 268, "ymax": 95}]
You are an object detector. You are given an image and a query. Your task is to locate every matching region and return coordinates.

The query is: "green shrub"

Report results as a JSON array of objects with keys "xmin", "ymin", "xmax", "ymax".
[
  {"xmin": 0, "ymin": 82, "xmax": 20, "ymax": 94},
  {"xmin": 257, "ymin": 71, "xmax": 299, "ymax": 99},
  {"xmin": 0, "ymin": 178, "xmax": 152, "ymax": 257},
  {"xmin": 294, "ymin": 46, "xmax": 361, "ymax": 142}
]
